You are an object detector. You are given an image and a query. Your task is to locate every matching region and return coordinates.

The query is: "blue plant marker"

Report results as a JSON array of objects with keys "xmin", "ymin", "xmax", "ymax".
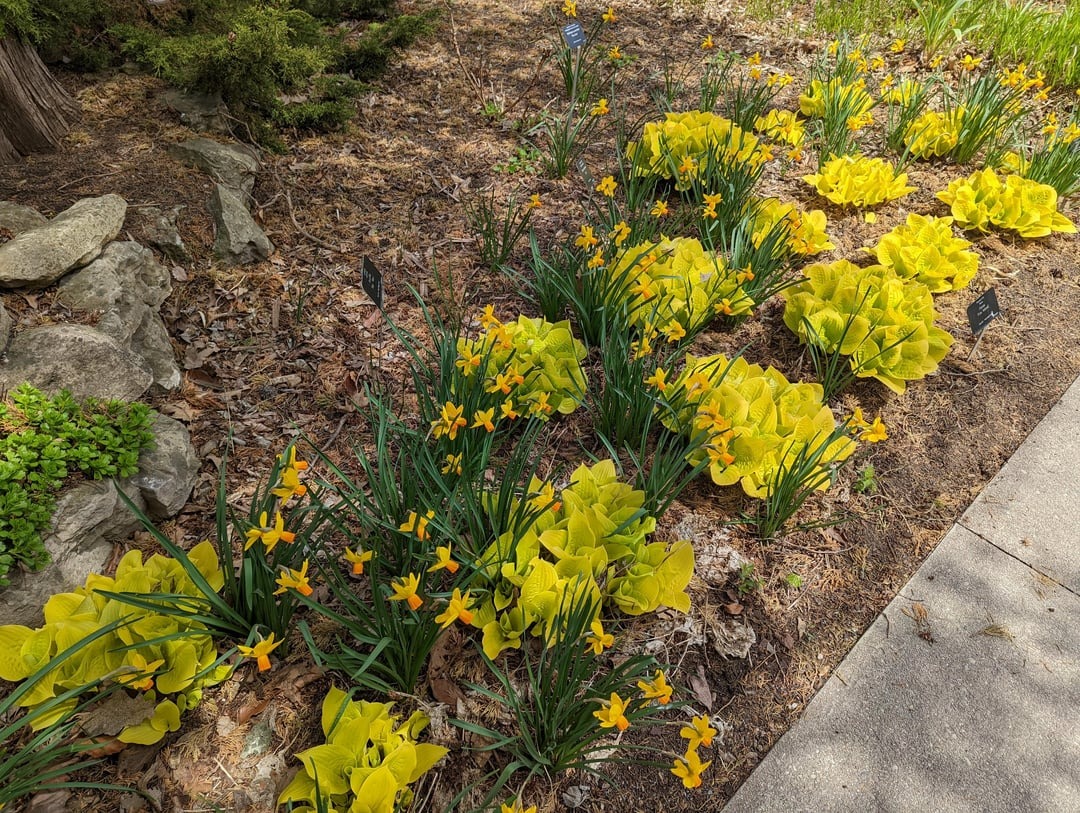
[
  {"xmin": 966, "ymin": 287, "xmax": 1000, "ymax": 335},
  {"xmin": 562, "ymin": 22, "xmax": 586, "ymax": 49},
  {"xmin": 362, "ymin": 256, "xmax": 384, "ymax": 310}
]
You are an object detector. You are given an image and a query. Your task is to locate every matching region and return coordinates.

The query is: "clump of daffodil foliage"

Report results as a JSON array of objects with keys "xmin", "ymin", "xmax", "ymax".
[
  {"xmin": 657, "ymin": 354, "xmax": 855, "ymax": 498},
  {"xmin": 869, "ymin": 214, "xmax": 979, "ymax": 292},
  {"xmin": 626, "ymin": 110, "xmax": 770, "ymax": 190},
  {"xmin": 608, "ymin": 236, "xmax": 754, "ymax": 337},
  {"xmin": 753, "ymin": 109, "xmax": 806, "ymax": 147},
  {"xmin": 0, "ymin": 384, "xmax": 155, "ymax": 589},
  {"xmin": 473, "ymin": 459, "xmax": 694, "ymax": 659},
  {"xmin": 456, "ymin": 311, "xmax": 587, "ymax": 419},
  {"xmin": 749, "ymin": 197, "xmax": 835, "ymax": 256},
  {"xmin": 0, "ymin": 544, "xmax": 231, "ymax": 744},
  {"xmin": 278, "ymin": 687, "xmax": 447, "ymax": 813},
  {"xmin": 905, "ymin": 109, "xmax": 965, "ymax": 159},
  {"xmin": 782, "ymin": 259, "xmax": 954, "ymax": 394},
  {"xmin": 798, "ymin": 77, "xmax": 874, "ymax": 119},
  {"xmin": 936, "ymin": 167, "xmax": 1077, "ymax": 238},
  {"xmin": 803, "ymin": 154, "xmax": 915, "ymax": 208}
]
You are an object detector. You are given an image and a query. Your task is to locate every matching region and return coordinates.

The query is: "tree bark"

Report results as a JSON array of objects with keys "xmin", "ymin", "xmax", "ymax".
[{"xmin": 0, "ymin": 37, "xmax": 80, "ymax": 164}]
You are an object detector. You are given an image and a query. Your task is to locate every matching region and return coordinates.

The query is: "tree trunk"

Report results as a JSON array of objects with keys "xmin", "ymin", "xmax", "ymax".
[{"xmin": 0, "ymin": 37, "xmax": 80, "ymax": 164}]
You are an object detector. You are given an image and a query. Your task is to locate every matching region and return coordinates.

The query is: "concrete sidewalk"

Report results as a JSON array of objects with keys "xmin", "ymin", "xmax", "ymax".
[{"xmin": 722, "ymin": 377, "xmax": 1080, "ymax": 813}]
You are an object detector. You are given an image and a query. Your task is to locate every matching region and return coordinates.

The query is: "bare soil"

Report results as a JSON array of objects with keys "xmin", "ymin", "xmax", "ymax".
[{"xmin": 2, "ymin": 1, "xmax": 1079, "ymax": 811}]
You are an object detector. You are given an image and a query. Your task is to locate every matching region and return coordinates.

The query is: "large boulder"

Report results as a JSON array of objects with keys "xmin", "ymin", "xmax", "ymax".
[
  {"xmin": 0, "ymin": 301, "xmax": 11, "ymax": 349},
  {"xmin": 210, "ymin": 184, "xmax": 273, "ymax": 265},
  {"xmin": 0, "ymin": 195, "xmax": 127, "ymax": 290},
  {"xmin": 0, "ymin": 201, "xmax": 47, "ymax": 236},
  {"xmin": 169, "ymin": 138, "xmax": 259, "ymax": 201},
  {"xmin": 131, "ymin": 413, "xmax": 199, "ymax": 519},
  {"xmin": 57, "ymin": 242, "xmax": 180, "ymax": 391},
  {"xmin": 163, "ymin": 89, "xmax": 229, "ymax": 134},
  {"xmin": 0, "ymin": 323, "xmax": 153, "ymax": 401}
]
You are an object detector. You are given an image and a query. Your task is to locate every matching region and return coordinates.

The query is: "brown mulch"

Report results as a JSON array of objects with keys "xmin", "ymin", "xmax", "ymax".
[{"xmin": 2, "ymin": 1, "xmax": 1079, "ymax": 811}]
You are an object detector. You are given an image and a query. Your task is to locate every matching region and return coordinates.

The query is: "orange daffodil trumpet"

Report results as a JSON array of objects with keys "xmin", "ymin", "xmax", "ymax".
[
  {"xmin": 245, "ymin": 511, "xmax": 295, "ymax": 554},
  {"xmin": 238, "ymin": 632, "xmax": 282, "ymax": 672}
]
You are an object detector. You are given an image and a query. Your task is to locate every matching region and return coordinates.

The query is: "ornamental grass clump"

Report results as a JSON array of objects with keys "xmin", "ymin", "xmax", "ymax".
[
  {"xmin": 626, "ymin": 110, "xmax": 770, "ymax": 191},
  {"xmin": 658, "ymin": 354, "xmax": 855, "ymax": 498},
  {"xmin": 936, "ymin": 168, "xmax": 1077, "ymax": 238},
  {"xmin": 473, "ymin": 459, "xmax": 694, "ymax": 659},
  {"xmin": 782, "ymin": 259, "xmax": 955, "ymax": 396},
  {"xmin": 803, "ymin": 154, "xmax": 915, "ymax": 208},
  {"xmin": 869, "ymin": 214, "xmax": 979, "ymax": 292},
  {"xmin": 0, "ymin": 544, "xmax": 232, "ymax": 746},
  {"xmin": 606, "ymin": 236, "xmax": 754, "ymax": 342},
  {"xmin": 278, "ymin": 687, "xmax": 448, "ymax": 812}
]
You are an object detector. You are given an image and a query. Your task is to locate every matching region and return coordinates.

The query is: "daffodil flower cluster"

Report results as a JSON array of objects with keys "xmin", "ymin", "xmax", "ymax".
[
  {"xmin": 802, "ymin": 154, "xmax": 915, "ymax": 208},
  {"xmin": 782, "ymin": 259, "xmax": 955, "ymax": 394},
  {"xmin": 868, "ymin": 214, "xmax": 979, "ymax": 293},
  {"xmin": 278, "ymin": 687, "xmax": 448, "ymax": 813},
  {"xmin": 455, "ymin": 311, "xmax": 588, "ymax": 421},
  {"xmin": 472, "ymin": 460, "xmax": 694, "ymax": 659},
  {"xmin": 658, "ymin": 354, "xmax": 855, "ymax": 497},
  {"xmin": 608, "ymin": 237, "xmax": 754, "ymax": 339},
  {"xmin": 936, "ymin": 168, "xmax": 1077, "ymax": 239},
  {"xmin": 626, "ymin": 111, "xmax": 770, "ymax": 190},
  {"xmin": 672, "ymin": 714, "xmax": 719, "ymax": 788},
  {"xmin": 0, "ymin": 544, "xmax": 232, "ymax": 744},
  {"xmin": 904, "ymin": 109, "xmax": 965, "ymax": 159}
]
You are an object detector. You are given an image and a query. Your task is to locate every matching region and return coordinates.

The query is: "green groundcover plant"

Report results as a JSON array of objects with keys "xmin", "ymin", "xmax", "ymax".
[{"xmin": 0, "ymin": 384, "xmax": 155, "ymax": 589}]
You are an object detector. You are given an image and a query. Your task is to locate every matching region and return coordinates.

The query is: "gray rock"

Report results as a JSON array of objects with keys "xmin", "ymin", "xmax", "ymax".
[
  {"xmin": 0, "ymin": 301, "xmax": 11, "ymax": 350},
  {"xmin": 131, "ymin": 413, "xmax": 198, "ymax": 519},
  {"xmin": 162, "ymin": 89, "xmax": 229, "ymax": 134},
  {"xmin": 0, "ymin": 201, "xmax": 47, "ymax": 236},
  {"xmin": 169, "ymin": 138, "xmax": 259, "ymax": 201},
  {"xmin": 0, "ymin": 479, "xmax": 145, "ymax": 627},
  {"xmin": 56, "ymin": 242, "xmax": 180, "ymax": 391},
  {"xmin": 210, "ymin": 184, "xmax": 273, "ymax": 265},
  {"xmin": 0, "ymin": 323, "xmax": 153, "ymax": 402},
  {"xmin": 144, "ymin": 205, "xmax": 188, "ymax": 262},
  {"xmin": 0, "ymin": 195, "xmax": 127, "ymax": 290}
]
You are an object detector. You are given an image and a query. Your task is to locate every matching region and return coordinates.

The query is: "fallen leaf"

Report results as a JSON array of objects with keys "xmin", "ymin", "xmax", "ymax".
[
  {"xmin": 724, "ymin": 602, "xmax": 743, "ymax": 615},
  {"xmin": 688, "ymin": 664, "xmax": 714, "ymax": 710}
]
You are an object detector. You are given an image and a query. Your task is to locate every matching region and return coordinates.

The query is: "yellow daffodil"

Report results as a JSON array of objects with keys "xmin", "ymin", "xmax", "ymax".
[
  {"xmin": 576, "ymin": 224, "xmax": 599, "ymax": 249},
  {"xmin": 455, "ymin": 345, "xmax": 482, "ymax": 376},
  {"xmin": 591, "ymin": 97, "xmax": 611, "ymax": 116},
  {"xmin": 274, "ymin": 559, "xmax": 314, "ymax": 597},
  {"xmin": 431, "ymin": 401, "xmax": 468, "ymax": 440},
  {"xmin": 701, "ymin": 34, "xmax": 714, "ymax": 50},
  {"xmin": 645, "ymin": 366, "xmax": 667, "ymax": 392},
  {"xmin": 500, "ymin": 802, "xmax": 538, "ymax": 813},
  {"xmin": 244, "ymin": 511, "xmax": 295, "ymax": 554},
  {"xmin": 602, "ymin": 6, "xmax": 618, "ymax": 23},
  {"xmin": 472, "ymin": 407, "xmax": 496, "ymax": 432},
  {"xmin": 588, "ymin": 250, "xmax": 606, "ymax": 269},
  {"xmin": 528, "ymin": 391, "xmax": 554, "ymax": 416},
  {"xmin": 960, "ymin": 54, "xmax": 981, "ymax": 71},
  {"xmin": 651, "ymin": 199, "xmax": 669, "ymax": 217},
  {"xmin": 638, "ymin": 669, "xmax": 673, "ymax": 704},
  {"xmin": 608, "ymin": 45, "xmax": 622, "ymax": 60},
  {"xmin": 527, "ymin": 193, "xmax": 542, "ymax": 210},
  {"xmin": 593, "ymin": 692, "xmax": 631, "ymax": 730},
  {"xmin": 677, "ymin": 154, "xmax": 697, "ymax": 176},
  {"xmin": 278, "ymin": 447, "xmax": 309, "ymax": 472},
  {"xmin": 681, "ymin": 715, "xmax": 718, "ymax": 749},
  {"xmin": 596, "ymin": 175, "xmax": 617, "ymax": 196},
  {"xmin": 428, "ymin": 545, "xmax": 460, "ymax": 574},
  {"xmin": 749, "ymin": 66, "xmax": 762, "ymax": 80},
  {"xmin": 399, "ymin": 509, "xmax": 435, "ymax": 541},
  {"xmin": 500, "ymin": 399, "xmax": 519, "ymax": 420},
  {"xmin": 870, "ymin": 55, "xmax": 885, "ymax": 71},
  {"xmin": 344, "ymin": 547, "xmax": 373, "ymax": 575},
  {"xmin": 890, "ymin": 38, "xmax": 905, "ymax": 53},
  {"xmin": 664, "ymin": 321, "xmax": 687, "ymax": 343},
  {"xmin": 441, "ymin": 452, "xmax": 463, "ymax": 476},
  {"xmin": 479, "ymin": 304, "xmax": 501, "ymax": 329},
  {"xmin": 787, "ymin": 146, "xmax": 804, "ymax": 162},
  {"xmin": 238, "ymin": 632, "xmax": 282, "ymax": 672},
  {"xmin": 861, "ymin": 416, "xmax": 888, "ymax": 443},
  {"xmin": 827, "ymin": 39, "xmax": 839, "ymax": 56},
  {"xmin": 671, "ymin": 748, "xmax": 711, "ymax": 789},
  {"xmin": 747, "ymin": 51, "xmax": 762, "ymax": 66},
  {"xmin": 562, "ymin": 0, "xmax": 577, "ymax": 18},
  {"xmin": 586, "ymin": 619, "xmax": 614, "ymax": 655},
  {"xmin": 389, "ymin": 573, "xmax": 423, "ymax": 611},
  {"xmin": 271, "ymin": 465, "xmax": 308, "ymax": 501},
  {"xmin": 609, "ymin": 220, "xmax": 631, "ymax": 246},
  {"xmin": 435, "ymin": 588, "xmax": 474, "ymax": 628},
  {"xmin": 530, "ymin": 481, "xmax": 562, "ymax": 513}
]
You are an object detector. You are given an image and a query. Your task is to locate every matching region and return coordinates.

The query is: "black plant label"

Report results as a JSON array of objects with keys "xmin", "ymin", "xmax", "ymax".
[
  {"xmin": 362, "ymin": 256, "xmax": 384, "ymax": 310},
  {"xmin": 967, "ymin": 287, "xmax": 1001, "ymax": 335},
  {"xmin": 562, "ymin": 22, "xmax": 586, "ymax": 49}
]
